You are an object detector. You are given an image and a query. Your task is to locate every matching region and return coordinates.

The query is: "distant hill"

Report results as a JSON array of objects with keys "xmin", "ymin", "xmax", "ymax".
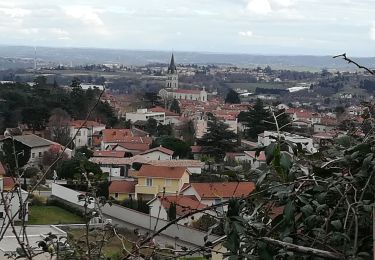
[{"xmin": 1, "ymin": 45, "xmax": 375, "ymax": 70}]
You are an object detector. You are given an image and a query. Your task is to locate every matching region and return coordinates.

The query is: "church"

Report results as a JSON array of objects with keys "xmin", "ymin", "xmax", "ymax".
[{"xmin": 159, "ymin": 54, "xmax": 207, "ymax": 102}]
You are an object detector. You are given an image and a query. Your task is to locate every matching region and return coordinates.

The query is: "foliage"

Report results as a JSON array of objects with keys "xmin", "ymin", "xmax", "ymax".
[
  {"xmin": 48, "ymin": 108, "xmax": 72, "ymax": 146},
  {"xmin": 221, "ymin": 128, "xmax": 375, "ymax": 259},
  {"xmin": 153, "ymin": 136, "xmax": 191, "ymax": 158},
  {"xmin": 170, "ymin": 99, "xmax": 181, "ymax": 114},
  {"xmin": 239, "ymin": 99, "xmax": 291, "ymax": 140},
  {"xmin": 0, "ymin": 138, "xmax": 30, "ymax": 173},
  {"xmin": 57, "ymin": 156, "xmax": 104, "ymax": 181},
  {"xmin": 225, "ymin": 89, "xmax": 241, "ymax": 104},
  {"xmin": 197, "ymin": 118, "xmax": 238, "ymax": 161}
]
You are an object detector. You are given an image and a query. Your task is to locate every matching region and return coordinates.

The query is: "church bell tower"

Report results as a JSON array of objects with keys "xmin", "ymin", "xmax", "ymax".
[{"xmin": 165, "ymin": 53, "xmax": 178, "ymax": 90}]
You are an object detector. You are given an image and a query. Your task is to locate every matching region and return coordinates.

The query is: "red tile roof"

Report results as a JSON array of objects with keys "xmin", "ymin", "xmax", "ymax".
[
  {"xmin": 158, "ymin": 195, "xmax": 207, "ymax": 216},
  {"xmin": 244, "ymin": 151, "xmax": 266, "ymax": 161},
  {"xmin": 149, "ymin": 106, "xmax": 179, "ymax": 116},
  {"xmin": 137, "ymin": 165, "xmax": 188, "ymax": 179},
  {"xmin": 140, "ymin": 146, "xmax": 174, "ymax": 156},
  {"xmin": 93, "ymin": 150, "xmax": 126, "ymax": 158},
  {"xmin": 102, "ymin": 129, "xmax": 152, "ymax": 144},
  {"xmin": 70, "ymin": 120, "xmax": 105, "ymax": 128},
  {"xmin": 174, "ymin": 89, "xmax": 202, "ymax": 94},
  {"xmin": 115, "ymin": 142, "xmax": 150, "ymax": 152},
  {"xmin": 184, "ymin": 182, "xmax": 255, "ymax": 199},
  {"xmin": 109, "ymin": 180, "xmax": 136, "ymax": 194},
  {"xmin": 148, "ymin": 160, "xmax": 204, "ymax": 168}
]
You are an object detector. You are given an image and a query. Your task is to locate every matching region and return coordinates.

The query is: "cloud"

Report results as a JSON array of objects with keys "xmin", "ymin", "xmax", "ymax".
[
  {"xmin": 49, "ymin": 28, "xmax": 71, "ymax": 40},
  {"xmin": 246, "ymin": 0, "xmax": 297, "ymax": 15},
  {"xmin": 239, "ymin": 30, "xmax": 253, "ymax": 37},
  {"xmin": 64, "ymin": 6, "xmax": 104, "ymax": 26},
  {"xmin": 0, "ymin": 7, "xmax": 31, "ymax": 18},
  {"xmin": 370, "ymin": 22, "xmax": 375, "ymax": 41},
  {"xmin": 246, "ymin": 0, "xmax": 272, "ymax": 15}
]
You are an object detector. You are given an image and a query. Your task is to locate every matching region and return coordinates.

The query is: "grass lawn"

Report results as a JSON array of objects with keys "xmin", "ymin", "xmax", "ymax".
[{"xmin": 28, "ymin": 206, "xmax": 84, "ymax": 225}]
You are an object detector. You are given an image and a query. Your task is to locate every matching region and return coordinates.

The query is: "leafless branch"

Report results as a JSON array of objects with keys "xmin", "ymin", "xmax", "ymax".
[{"xmin": 333, "ymin": 53, "xmax": 375, "ymax": 75}]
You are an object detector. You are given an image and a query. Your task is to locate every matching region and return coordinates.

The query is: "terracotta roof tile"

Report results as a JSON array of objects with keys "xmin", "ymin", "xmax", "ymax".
[
  {"xmin": 70, "ymin": 120, "xmax": 105, "ymax": 128},
  {"xmin": 149, "ymin": 106, "xmax": 179, "ymax": 116},
  {"xmin": 184, "ymin": 182, "xmax": 255, "ymax": 199},
  {"xmin": 137, "ymin": 165, "xmax": 188, "ymax": 179},
  {"xmin": 140, "ymin": 146, "xmax": 174, "ymax": 156},
  {"xmin": 109, "ymin": 180, "xmax": 136, "ymax": 194},
  {"xmin": 148, "ymin": 160, "xmax": 204, "ymax": 168},
  {"xmin": 93, "ymin": 150, "xmax": 126, "ymax": 158},
  {"xmin": 158, "ymin": 195, "xmax": 207, "ymax": 216}
]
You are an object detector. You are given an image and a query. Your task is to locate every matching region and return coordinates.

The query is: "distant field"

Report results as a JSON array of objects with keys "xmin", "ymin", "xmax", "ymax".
[
  {"xmin": 227, "ymin": 82, "xmax": 295, "ymax": 92},
  {"xmin": 28, "ymin": 206, "xmax": 84, "ymax": 225}
]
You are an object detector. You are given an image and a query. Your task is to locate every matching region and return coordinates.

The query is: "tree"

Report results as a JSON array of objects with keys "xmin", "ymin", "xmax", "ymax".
[
  {"xmin": 225, "ymin": 89, "xmax": 240, "ymax": 104},
  {"xmin": 153, "ymin": 136, "xmax": 191, "ymax": 158},
  {"xmin": 48, "ymin": 108, "xmax": 71, "ymax": 146},
  {"xmin": 57, "ymin": 156, "xmax": 103, "ymax": 181},
  {"xmin": 240, "ymin": 98, "xmax": 271, "ymax": 140},
  {"xmin": 170, "ymin": 99, "xmax": 181, "ymax": 114},
  {"xmin": 0, "ymin": 138, "xmax": 30, "ymax": 174},
  {"xmin": 145, "ymin": 118, "xmax": 158, "ymax": 136},
  {"xmin": 197, "ymin": 119, "xmax": 238, "ymax": 160}
]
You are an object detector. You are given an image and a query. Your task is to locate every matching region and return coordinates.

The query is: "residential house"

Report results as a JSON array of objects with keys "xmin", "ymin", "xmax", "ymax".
[
  {"xmin": 258, "ymin": 131, "xmax": 317, "ymax": 153},
  {"xmin": 149, "ymin": 106, "xmax": 180, "ymax": 125},
  {"xmin": 69, "ymin": 120, "xmax": 106, "ymax": 148},
  {"xmin": 108, "ymin": 180, "xmax": 136, "ymax": 200},
  {"xmin": 147, "ymin": 160, "xmax": 204, "ymax": 174},
  {"xmin": 190, "ymin": 146, "xmax": 203, "ymax": 160},
  {"xmin": 125, "ymin": 109, "xmax": 166, "ymax": 125},
  {"xmin": 243, "ymin": 151, "xmax": 266, "ymax": 169},
  {"xmin": 135, "ymin": 165, "xmax": 190, "ymax": 200},
  {"xmin": 1, "ymin": 134, "xmax": 72, "ymax": 167},
  {"xmin": 148, "ymin": 195, "xmax": 207, "ymax": 225},
  {"xmin": 138, "ymin": 146, "xmax": 174, "ymax": 160},
  {"xmin": 180, "ymin": 182, "xmax": 255, "ymax": 210},
  {"xmin": 100, "ymin": 129, "xmax": 152, "ymax": 154}
]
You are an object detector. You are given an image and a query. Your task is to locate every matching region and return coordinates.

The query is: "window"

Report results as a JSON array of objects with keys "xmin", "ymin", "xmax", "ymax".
[
  {"xmin": 32, "ymin": 153, "xmax": 35, "ymax": 158},
  {"xmin": 165, "ymin": 179, "xmax": 172, "ymax": 187},
  {"xmin": 114, "ymin": 193, "xmax": 119, "ymax": 198},
  {"xmin": 0, "ymin": 212, "xmax": 3, "ymax": 219},
  {"xmin": 39, "ymin": 152, "xmax": 42, "ymax": 157},
  {"xmin": 146, "ymin": 178, "xmax": 153, "ymax": 187}
]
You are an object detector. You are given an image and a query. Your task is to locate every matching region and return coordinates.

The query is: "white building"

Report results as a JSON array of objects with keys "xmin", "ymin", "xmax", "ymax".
[
  {"xmin": 69, "ymin": 120, "xmax": 106, "ymax": 148},
  {"xmin": 258, "ymin": 131, "xmax": 317, "ymax": 154},
  {"xmin": 125, "ymin": 109, "xmax": 166, "ymax": 125},
  {"xmin": 138, "ymin": 146, "xmax": 174, "ymax": 160}
]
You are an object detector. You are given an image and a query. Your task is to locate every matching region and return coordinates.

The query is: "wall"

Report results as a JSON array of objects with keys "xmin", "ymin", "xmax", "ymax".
[
  {"xmin": 0, "ymin": 188, "xmax": 28, "ymax": 225},
  {"xmin": 141, "ymin": 151, "xmax": 172, "ymax": 161},
  {"xmin": 100, "ymin": 166, "xmax": 121, "ymax": 177},
  {"xmin": 51, "ymin": 183, "xmax": 94, "ymax": 209},
  {"xmin": 51, "ymin": 183, "xmax": 219, "ymax": 248},
  {"xmin": 29, "ymin": 146, "xmax": 50, "ymax": 166}
]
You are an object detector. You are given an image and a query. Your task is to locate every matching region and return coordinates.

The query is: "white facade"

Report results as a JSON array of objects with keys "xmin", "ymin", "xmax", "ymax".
[
  {"xmin": 0, "ymin": 179, "xmax": 28, "ymax": 225},
  {"xmin": 70, "ymin": 124, "xmax": 106, "ymax": 148},
  {"xmin": 258, "ymin": 131, "xmax": 317, "ymax": 153},
  {"xmin": 140, "ymin": 151, "xmax": 172, "ymax": 161},
  {"xmin": 126, "ymin": 109, "xmax": 166, "ymax": 124}
]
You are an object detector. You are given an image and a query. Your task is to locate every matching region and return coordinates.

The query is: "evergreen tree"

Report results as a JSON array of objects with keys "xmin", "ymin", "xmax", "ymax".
[
  {"xmin": 170, "ymin": 99, "xmax": 181, "ymax": 114},
  {"xmin": 197, "ymin": 118, "xmax": 238, "ymax": 160},
  {"xmin": 241, "ymin": 99, "xmax": 271, "ymax": 140},
  {"xmin": 225, "ymin": 89, "xmax": 241, "ymax": 104}
]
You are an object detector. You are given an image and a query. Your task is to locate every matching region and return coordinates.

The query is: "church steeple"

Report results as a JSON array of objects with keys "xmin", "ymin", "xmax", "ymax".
[
  {"xmin": 168, "ymin": 53, "xmax": 177, "ymax": 74},
  {"xmin": 165, "ymin": 53, "xmax": 178, "ymax": 90}
]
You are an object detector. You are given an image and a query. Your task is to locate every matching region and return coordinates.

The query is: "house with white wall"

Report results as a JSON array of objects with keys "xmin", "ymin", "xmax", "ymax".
[
  {"xmin": 126, "ymin": 109, "xmax": 166, "ymax": 125},
  {"xmin": 69, "ymin": 120, "xmax": 106, "ymax": 148},
  {"xmin": 258, "ymin": 131, "xmax": 317, "ymax": 154},
  {"xmin": 138, "ymin": 146, "xmax": 174, "ymax": 160},
  {"xmin": 148, "ymin": 195, "xmax": 207, "ymax": 225}
]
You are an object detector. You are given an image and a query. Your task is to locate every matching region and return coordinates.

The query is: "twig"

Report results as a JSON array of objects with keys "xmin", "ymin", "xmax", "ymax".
[
  {"xmin": 260, "ymin": 237, "xmax": 343, "ymax": 259},
  {"xmin": 333, "ymin": 53, "xmax": 375, "ymax": 75}
]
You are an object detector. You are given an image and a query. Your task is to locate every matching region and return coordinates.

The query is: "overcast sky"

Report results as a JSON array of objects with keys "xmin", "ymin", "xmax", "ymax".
[{"xmin": 1, "ymin": 0, "xmax": 374, "ymax": 56}]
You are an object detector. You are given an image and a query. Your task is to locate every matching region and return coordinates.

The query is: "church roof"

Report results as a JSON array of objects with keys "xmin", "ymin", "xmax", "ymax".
[{"xmin": 167, "ymin": 53, "xmax": 177, "ymax": 74}]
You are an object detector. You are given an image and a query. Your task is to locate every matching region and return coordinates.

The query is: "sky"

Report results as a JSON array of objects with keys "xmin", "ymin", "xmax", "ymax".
[{"xmin": 0, "ymin": 0, "xmax": 375, "ymax": 56}]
